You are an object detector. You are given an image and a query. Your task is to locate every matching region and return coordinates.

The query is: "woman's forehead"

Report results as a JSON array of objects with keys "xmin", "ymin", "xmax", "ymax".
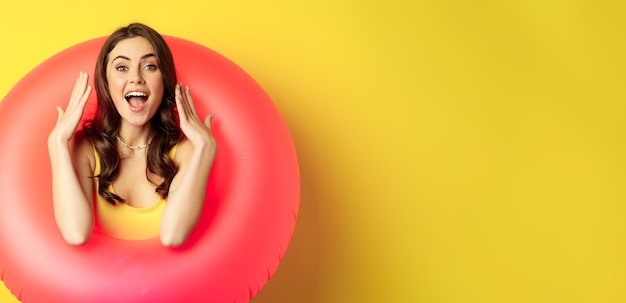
[{"xmin": 109, "ymin": 37, "xmax": 156, "ymax": 61}]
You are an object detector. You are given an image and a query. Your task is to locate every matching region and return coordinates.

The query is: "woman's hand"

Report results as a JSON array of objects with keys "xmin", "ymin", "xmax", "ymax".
[
  {"xmin": 49, "ymin": 71, "xmax": 92, "ymax": 143},
  {"xmin": 175, "ymin": 83, "xmax": 216, "ymax": 152}
]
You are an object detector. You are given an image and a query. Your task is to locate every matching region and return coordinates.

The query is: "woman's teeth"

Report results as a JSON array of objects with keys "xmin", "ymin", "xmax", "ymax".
[{"xmin": 125, "ymin": 91, "xmax": 148, "ymax": 101}]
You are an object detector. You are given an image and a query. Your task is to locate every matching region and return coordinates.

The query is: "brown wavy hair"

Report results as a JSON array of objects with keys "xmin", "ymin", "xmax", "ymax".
[{"xmin": 83, "ymin": 23, "xmax": 181, "ymax": 205}]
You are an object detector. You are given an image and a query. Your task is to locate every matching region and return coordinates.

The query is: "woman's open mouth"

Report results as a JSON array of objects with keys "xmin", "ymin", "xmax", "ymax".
[{"xmin": 125, "ymin": 91, "xmax": 149, "ymax": 112}]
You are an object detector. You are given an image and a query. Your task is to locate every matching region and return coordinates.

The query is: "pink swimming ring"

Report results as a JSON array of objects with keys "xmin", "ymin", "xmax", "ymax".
[{"xmin": 0, "ymin": 36, "xmax": 299, "ymax": 303}]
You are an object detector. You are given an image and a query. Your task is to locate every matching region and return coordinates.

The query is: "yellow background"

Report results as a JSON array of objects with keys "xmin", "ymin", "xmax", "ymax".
[{"xmin": 1, "ymin": 1, "xmax": 625, "ymax": 302}]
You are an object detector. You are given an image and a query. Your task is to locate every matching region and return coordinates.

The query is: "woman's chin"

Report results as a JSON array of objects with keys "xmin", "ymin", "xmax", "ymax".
[{"xmin": 120, "ymin": 115, "xmax": 153, "ymax": 127}]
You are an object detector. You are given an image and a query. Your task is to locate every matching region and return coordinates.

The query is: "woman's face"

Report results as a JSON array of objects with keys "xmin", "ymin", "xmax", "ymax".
[{"xmin": 106, "ymin": 36, "xmax": 164, "ymax": 127}]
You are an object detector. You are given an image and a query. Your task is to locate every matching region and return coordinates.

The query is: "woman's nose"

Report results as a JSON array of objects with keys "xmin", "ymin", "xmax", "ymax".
[{"xmin": 129, "ymin": 68, "xmax": 144, "ymax": 84}]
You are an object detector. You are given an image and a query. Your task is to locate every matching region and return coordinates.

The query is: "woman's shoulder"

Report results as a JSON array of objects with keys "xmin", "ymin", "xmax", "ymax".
[{"xmin": 173, "ymin": 136, "xmax": 193, "ymax": 164}]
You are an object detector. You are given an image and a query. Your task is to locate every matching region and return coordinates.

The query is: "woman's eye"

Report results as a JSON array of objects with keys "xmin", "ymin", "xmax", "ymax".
[
  {"xmin": 144, "ymin": 64, "xmax": 158, "ymax": 71},
  {"xmin": 116, "ymin": 65, "xmax": 128, "ymax": 71}
]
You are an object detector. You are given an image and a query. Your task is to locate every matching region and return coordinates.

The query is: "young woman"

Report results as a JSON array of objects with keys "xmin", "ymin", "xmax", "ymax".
[{"xmin": 48, "ymin": 23, "xmax": 216, "ymax": 247}]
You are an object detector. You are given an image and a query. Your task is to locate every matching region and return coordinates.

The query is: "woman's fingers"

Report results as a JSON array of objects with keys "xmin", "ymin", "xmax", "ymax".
[
  {"xmin": 76, "ymin": 72, "xmax": 91, "ymax": 109},
  {"xmin": 176, "ymin": 83, "xmax": 201, "ymax": 123},
  {"xmin": 67, "ymin": 72, "xmax": 91, "ymax": 113},
  {"xmin": 175, "ymin": 83, "xmax": 189, "ymax": 122},
  {"xmin": 69, "ymin": 72, "xmax": 88, "ymax": 109},
  {"xmin": 175, "ymin": 83, "xmax": 216, "ymax": 146},
  {"xmin": 51, "ymin": 71, "xmax": 92, "ymax": 141},
  {"xmin": 185, "ymin": 85, "xmax": 199, "ymax": 117},
  {"xmin": 80, "ymin": 84, "xmax": 92, "ymax": 105},
  {"xmin": 55, "ymin": 106, "xmax": 65, "ymax": 124},
  {"xmin": 204, "ymin": 113, "xmax": 215, "ymax": 129},
  {"xmin": 68, "ymin": 72, "xmax": 82, "ymax": 107}
]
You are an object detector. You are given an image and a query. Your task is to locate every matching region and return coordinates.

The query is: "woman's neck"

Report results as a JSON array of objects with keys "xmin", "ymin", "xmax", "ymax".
[{"xmin": 117, "ymin": 124, "xmax": 152, "ymax": 147}]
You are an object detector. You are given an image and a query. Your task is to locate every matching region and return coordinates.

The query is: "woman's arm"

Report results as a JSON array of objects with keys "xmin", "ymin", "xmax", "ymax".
[
  {"xmin": 48, "ymin": 71, "xmax": 94, "ymax": 245},
  {"xmin": 49, "ymin": 132, "xmax": 94, "ymax": 245},
  {"xmin": 160, "ymin": 83, "xmax": 216, "ymax": 247}
]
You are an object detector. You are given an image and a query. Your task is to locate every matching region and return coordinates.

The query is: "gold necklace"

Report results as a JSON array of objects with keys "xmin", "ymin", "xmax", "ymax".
[{"xmin": 115, "ymin": 136, "xmax": 150, "ymax": 150}]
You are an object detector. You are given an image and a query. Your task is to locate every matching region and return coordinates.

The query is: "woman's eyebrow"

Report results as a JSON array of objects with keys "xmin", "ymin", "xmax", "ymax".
[
  {"xmin": 112, "ymin": 53, "xmax": 156, "ymax": 62},
  {"xmin": 141, "ymin": 53, "xmax": 156, "ymax": 60},
  {"xmin": 112, "ymin": 55, "xmax": 131, "ymax": 62}
]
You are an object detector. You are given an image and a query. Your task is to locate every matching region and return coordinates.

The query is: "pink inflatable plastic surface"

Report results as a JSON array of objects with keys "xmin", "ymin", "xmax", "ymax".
[{"xmin": 0, "ymin": 36, "xmax": 299, "ymax": 303}]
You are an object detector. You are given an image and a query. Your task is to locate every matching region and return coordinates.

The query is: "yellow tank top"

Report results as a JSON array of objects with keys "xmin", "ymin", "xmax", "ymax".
[{"xmin": 93, "ymin": 145, "xmax": 177, "ymax": 240}]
